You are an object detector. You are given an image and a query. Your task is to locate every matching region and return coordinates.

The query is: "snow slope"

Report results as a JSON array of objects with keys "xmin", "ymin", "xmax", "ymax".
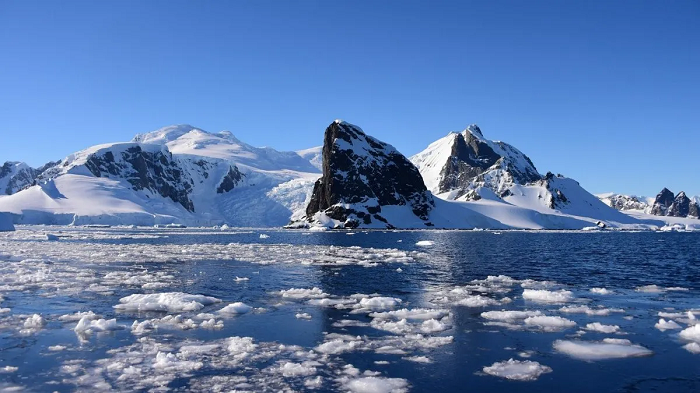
[{"xmin": 0, "ymin": 125, "xmax": 321, "ymax": 226}]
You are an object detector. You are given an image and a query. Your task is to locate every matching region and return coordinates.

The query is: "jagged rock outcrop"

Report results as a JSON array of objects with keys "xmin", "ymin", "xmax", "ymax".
[
  {"xmin": 649, "ymin": 188, "xmax": 699, "ymax": 218},
  {"xmin": 411, "ymin": 124, "xmax": 541, "ymax": 199},
  {"xmin": 301, "ymin": 120, "xmax": 434, "ymax": 229},
  {"xmin": 600, "ymin": 193, "xmax": 649, "ymax": 211}
]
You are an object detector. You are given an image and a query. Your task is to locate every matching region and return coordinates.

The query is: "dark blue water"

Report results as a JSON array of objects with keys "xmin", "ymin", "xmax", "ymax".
[{"xmin": 0, "ymin": 228, "xmax": 699, "ymax": 392}]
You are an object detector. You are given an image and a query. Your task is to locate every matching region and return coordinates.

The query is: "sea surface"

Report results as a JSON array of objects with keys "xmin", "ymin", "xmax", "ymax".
[{"xmin": 0, "ymin": 226, "xmax": 699, "ymax": 392}]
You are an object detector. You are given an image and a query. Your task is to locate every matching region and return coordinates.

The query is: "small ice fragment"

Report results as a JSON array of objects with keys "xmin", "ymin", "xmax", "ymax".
[
  {"xmin": 259, "ymin": 234, "xmax": 270, "ymax": 239},
  {"xmin": 415, "ymin": 240, "xmax": 434, "ymax": 247},
  {"xmin": 553, "ymin": 339, "xmax": 652, "ymax": 360},
  {"xmin": 482, "ymin": 359, "xmax": 552, "ymax": 381},
  {"xmin": 654, "ymin": 319, "xmax": 682, "ymax": 331},
  {"xmin": 584, "ymin": 322, "xmax": 620, "ymax": 334},
  {"xmin": 234, "ymin": 276, "xmax": 249, "ymax": 282},
  {"xmin": 590, "ymin": 287, "xmax": 611, "ymax": 295},
  {"xmin": 217, "ymin": 302, "xmax": 253, "ymax": 315},
  {"xmin": 684, "ymin": 342, "xmax": 700, "ymax": 354},
  {"xmin": 522, "ymin": 289, "xmax": 574, "ymax": 303},
  {"xmin": 296, "ymin": 313, "xmax": 312, "ymax": 320}
]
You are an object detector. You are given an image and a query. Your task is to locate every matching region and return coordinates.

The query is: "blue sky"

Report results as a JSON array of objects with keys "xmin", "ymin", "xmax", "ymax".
[{"xmin": 1, "ymin": 1, "xmax": 698, "ymax": 196}]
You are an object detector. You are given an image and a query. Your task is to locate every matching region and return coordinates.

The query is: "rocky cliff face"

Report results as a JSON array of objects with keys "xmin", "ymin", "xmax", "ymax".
[
  {"xmin": 0, "ymin": 162, "xmax": 36, "ymax": 195},
  {"xmin": 302, "ymin": 120, "xmax": 434, "ymax": 229},
  {"xmin": 411, "ymin": 124, "xmax": 541, "ymax": 199},
  {"xmin": 649, "ymin": 188, "xmax": 699, "ymax": 218}
]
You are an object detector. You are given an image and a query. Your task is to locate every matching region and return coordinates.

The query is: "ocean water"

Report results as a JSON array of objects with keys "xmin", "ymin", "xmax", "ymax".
[{"xmin": 0, "ymin": 226, "xmax": 699, "ymax": 392}]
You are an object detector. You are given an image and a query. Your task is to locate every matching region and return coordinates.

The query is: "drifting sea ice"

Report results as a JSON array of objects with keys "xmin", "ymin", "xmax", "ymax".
[
  {"xmin": 522, "ymin": 289, "xmax": 574, "ymax": 303},
  {"xmin": 523, "ymin": 316, "xmax": 577, "ymax": 332},
  {"xmin": 482, "ymin": 359, "xmax": 552, "ymax": 381},
  {"xmin": 559, "ymin": 305, "xmax": 624, "ymax": 316},
  {"xmin": 679, "ymin": 325, "xmax": 700, "ymax": 342},
  {"xmin": 415, "ymin": 240, "xmax": 434, "ymax": 247},
  {"xmin": 553, "ymin": 338, "xmax": 652, "ymax": 360},
  {"xmin": 114, "ymin": 292, "xmax": 221, "ymax": 313},
  {"xmin": 654, "ymin": 318, "xmax": 682, "ymax": 331},
  {"xmin": 684, "ymin": 342, "xmax": 700, "ymax": 354},
  {"xmin": 584, "ymin": 322, "xmax": 620, "ymax": 334},
  {"xmin": 589, "ymin": 287, "xmax": 612, "ymax": 295},
  {"xmin": 217, "ymin": 302, "xmax": 253, "ymax": 315}
]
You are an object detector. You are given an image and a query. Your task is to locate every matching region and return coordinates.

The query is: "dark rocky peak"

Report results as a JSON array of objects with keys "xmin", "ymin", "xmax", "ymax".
[
  {"xmin": 83, "ymin": 144, "xmax": 195, "ymax": 212},
  {"xmin": 668, "ymin": 191, "xmax": 691, "ymax": 217},
  {"xmin": 466, "ymin": 124, "xmax": 484, "ymax": 138},
  {"xmin": 303, "ymin": 120, "xmax": 434, "ymax": 228},
  {"xmin": 650, "ymin": 188, "xmax": 675, "ymax": 215}
]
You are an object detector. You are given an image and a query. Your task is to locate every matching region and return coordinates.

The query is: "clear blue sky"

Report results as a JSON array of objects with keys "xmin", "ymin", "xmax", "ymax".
[{"xmin": 1, "ymin": 1, "xmax": 698, "ymax": 196}]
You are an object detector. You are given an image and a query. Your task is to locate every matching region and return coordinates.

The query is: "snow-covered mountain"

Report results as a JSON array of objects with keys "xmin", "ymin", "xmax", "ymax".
[
  {"xmin": 0, "ymin": 125, "xmax": 321, "ymax": 226},
  {"xmin": 411, "ymin": 124, "xmax": 540, "ymax": 199},
  {"xmin": 293, "ymin": 120, "xmax": 437, "ymax": 229},
  {"xmin": 409, "ymin": 125, "xmax": 639, "ymax": 227},
  {"xmin": 1, "ymin": 121, "xmax": 698, "ymax": 230},
  {"xmin": 598, "ymin": 189, "xmax": 699, "ymax": 219}
]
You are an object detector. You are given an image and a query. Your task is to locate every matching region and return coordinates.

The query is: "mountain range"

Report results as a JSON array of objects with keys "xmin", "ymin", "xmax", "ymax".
[{"xmin": 1, "ymin": 121, "xmax": 698, "ymax": 230}]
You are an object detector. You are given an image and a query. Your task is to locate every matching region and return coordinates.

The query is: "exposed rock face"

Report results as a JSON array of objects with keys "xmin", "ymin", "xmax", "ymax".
[
  {"xmin": 83, "ymin": 145, "xmax": 196, "ymax": 212},
  {"xmin": 216, "ymin": 166, "xmax": 244, "ymax": 193},
  {"xmin": 303, "ymin": 120, "xmax": 434, "ymax": 228},
  {"xmin": 650, "ymin": 188, "xmax": 675, "ymax": 216},
  {"xmin": 411, "ymin": 124, "xmax": 541, "ymax": 200},
  {"xmin": 0, "ymin": 162, "xmax": 36, "ymax": 195},
  {"xmin": 648, "ymin": 188, "xmax": 699, "ymax": 218},
  {"xmin": 603, "ymin": 194, "xmax": 648, "ymax": 211}
]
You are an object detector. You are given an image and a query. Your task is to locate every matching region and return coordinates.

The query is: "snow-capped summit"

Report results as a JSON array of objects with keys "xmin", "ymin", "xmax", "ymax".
[
  {"xmin": 297, "ymin": 120, "xmax": 435, "ymax": 229},
  {"xmin": 411, "ymin": 124, "xmax": 540, "ymax": 199}
]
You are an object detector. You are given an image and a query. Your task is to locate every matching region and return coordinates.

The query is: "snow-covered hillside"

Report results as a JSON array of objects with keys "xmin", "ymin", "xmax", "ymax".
[
  {"xmin": 1, "ymin": 121, "xmax": 697, "ymax": 230},
  {"xmin": 0, "ymin": 125, "xmax": 321, "ymax": 226},
  {"xmin": 411, "ymin": 124, "xmax": 540, "ymax": 199}
]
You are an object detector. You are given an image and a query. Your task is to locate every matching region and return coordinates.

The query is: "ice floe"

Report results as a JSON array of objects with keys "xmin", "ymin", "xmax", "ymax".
[
  {"xmin": 482, "ymin": 359, "xmax": 552, "ymax": 381},
  {"xmin": 654, "ymin": 318, "xmax": 682, "ymax": 331},
  {"xmin": 679, "ymin": 325, "xmax": 700, "ymax": 342},
  {"xmin": 114, "ymin": 292, "xmax": 221, "ymax": 313},
  {"xmin": 522, "ymin": 289, "xmax": 574, "ymax": 303},
  {"xmin": 553, "ymin": 338, "xmax": 652, "ymax": 360},
  {"xmin": 523, "ymin": 316, "xmax": 576, "ymax": 331},
  {"xmin": 559, "ymin": 305, "xmax": 624, "ymax": 316},
  {"xmin": 217, "ymin": 302, "xmax": 253, "ymax": 315},
  {"xmin": 584, "ymin": 322, "xmax": 620, "ymax": 334}
]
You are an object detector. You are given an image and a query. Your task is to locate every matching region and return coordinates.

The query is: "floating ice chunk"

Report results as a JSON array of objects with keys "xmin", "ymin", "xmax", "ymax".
[
  {"xmin": 396, "ymin": 268, "xmax": 402, "ymax": 272},
  {"xmin": 343, "ymin": 376, "xmax": 409, "ymax": 393},
  {"xmin": 684, "ymin": 342, "xmax": 700, "ymax": 354},
  {"xmin": 48, "ymin": 345, "xmax": 67, "ymax": 351},
  {"xmin": 679, "ymin": 325, "xmax": 700, "ymax": 342},
  {"xmin": 524, "ymin": 316, "xmax": 576, "ymax": 331},
  {"xmin": 308, "ymin": 298, "xmax": 357, "ymax": 308},
  {"xmin": 217, "ymin": 302, "xmax": 252, "ymax": 315},
  {"xmin": 420, "ymin": 319, "xmax": 450, "ymax": 334},
  {"xmin": 403, "ymin": 356, "xmax": 432, "ymax": 363},
  {"xmin": 234, "ymin": 276, "xmax": 249, "ymax": 282},
  {"xmin": 553, "ymin": 339, "xmax": 652, "ymax": 360},
  {"xmin": 278, "ymin": 362, "xmax": 317, "ymax": 377},
  {"xmin": 584, "ymin": 323, "xmax": 620, "ymax": 334},
  {"xmin": 199, "ymin": 318, "xmax": 224, "ymax": 329},
  {"xmin": 415, "ymin": 240, "xmax": 434, "ymax": 247},
  {"xmin": 46, "ymin": 234, "xmax": 59, "ymax": 241},
  {"xmin": 559, "ymin": 305, "xmax": 623, "ymax": 316},
  {"xmin": 278, "ymin": 287, "xmax": 328, "ymax": 299},
  {"xmin": 369, "ymin": 308, "xmax": 449, "ymax": 321},
  {"xmin": 315, "ymin": 338, "xmax": 361, "ymax": 355},
  {"xmin": 59, "ymin": 311, "xmax": 100, "ymax": 322},
  {"xmin": 227, "ymin": 336, "xmax": 257, "ymax": 356},
  {"xmin": 295, "ymin": 313, "xmax": 312, "ymax": 320},
  {"xmin": 259, "ymin": 234, "xmax": 270, "ymax": 239},
  {"xmin": 358, "ymin": 297, "xmax": 402, "ymax": 311},
  {"xmin": 654, "ymin": 319, "xmax": 682, "ymax": 331},
  {"xmin": 522, "ymin": 289, "xmax": 573, "ymax": 303},
  {"xmin": 153, "ymin": 351, "xmax": 203, "ymax": 372},
  {"xmin": 114, "ymin": 292, "xmax": 221, "ymax": 313},
  {"xmin": 0, "ymin": 308, "xmax": 10, "ymax": 314},
  {"xmin": 589, "ymin": 287, "xmax": 612, "ymax": 295},
  {"xmin": 454, "ymin": 295, "xmax": 500, "ymax": 307},
  {"xmin": 481, "ymin": 310, "xmax": 544, "ymax": 321},
  {"xmin": 24, "ymin": 314, "xmax": 45, "ymax": 329},
  {"xmin": 74, "ymin": 317, "xmax": 124, "ymax": 335},
  {"xmin": 482, "ymin": 359, "xmax": 552, "ymax": 381},
  {"xmin": 0, "ymin": 366, "xmax": 18, "ymax": 373},
  {"xmin": 635, "ymin": 285, "xmax": 664, "ymax": 293}
]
